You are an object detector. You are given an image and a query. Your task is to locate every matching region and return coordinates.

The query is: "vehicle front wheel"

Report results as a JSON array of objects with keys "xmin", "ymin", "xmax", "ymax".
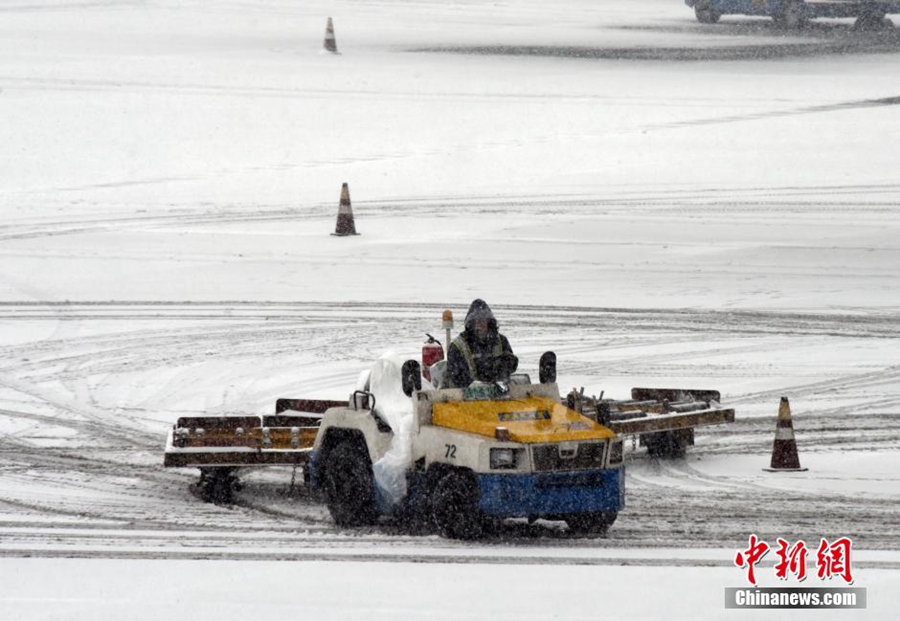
[
  {"xmin": 566, "ymin": 511, "xmax": 617, "ymax": 535},
  {"xmin": 323, "ymin": 441, "xmax": 378, "ymax": 527},
  {"xmin": 431, "ymin": 470, "xmax": 484, "ymax": 539}
]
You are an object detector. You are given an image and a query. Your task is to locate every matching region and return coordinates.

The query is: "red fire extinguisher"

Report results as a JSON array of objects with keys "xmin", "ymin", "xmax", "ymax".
[{"xmin": 421, "ymin": 333, "xmax": 444, "ymax": 382}]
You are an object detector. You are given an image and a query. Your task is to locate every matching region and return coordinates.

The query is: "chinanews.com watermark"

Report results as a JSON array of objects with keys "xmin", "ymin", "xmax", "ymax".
[
  {"xmin": 726, "ymin": 534, "xmax": 867, "ymax": 610},
  {"xmin": 725, "ymin": 587, "xmax": 866, "ymax": 610}
]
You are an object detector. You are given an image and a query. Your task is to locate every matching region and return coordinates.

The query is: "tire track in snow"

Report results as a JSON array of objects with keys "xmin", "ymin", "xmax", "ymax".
[
  {"xmin": 0, "ymin": 301, "xmax": 898, "ymax": 560},
  {"xmin": 2, "ymin": 183, "xmax": 899, "ymax": 243}
]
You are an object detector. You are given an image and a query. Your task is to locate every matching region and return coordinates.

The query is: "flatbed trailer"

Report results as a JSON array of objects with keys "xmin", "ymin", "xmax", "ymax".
[
  {"xmin": 163, "ymin": 399, "xmax": 344, "ymax": 502},
  {"xmin": 566, "ymin": 387, "xmax": 735, "ymax": 457},
  {"xmin": 162, "ymin": 400, "xmax": 341, "ymax": 469}
]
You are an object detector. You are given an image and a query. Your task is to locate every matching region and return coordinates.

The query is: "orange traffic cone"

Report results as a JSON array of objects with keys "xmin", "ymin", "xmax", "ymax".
[
  {"xmin": 331, "ymin": 182, "xmax": 359, "ymax": 236},
  {"xmin": 764, "ymin": 397, "xmax": 807, "ymax": 472},
  {"xmin": 323, "ymin": 17, "xmax": 338, "ymax": 53}
]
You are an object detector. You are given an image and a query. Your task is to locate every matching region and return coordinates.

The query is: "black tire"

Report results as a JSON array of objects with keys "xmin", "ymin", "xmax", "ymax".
[
  {"xmin": 645, "ymin": 430, "xmax": 688, "ymax": 459},
  {"xmin": 431, "ymin": 470, "xmax": 484, "ymax": 540},
  {"xmin": 323, "ymin": 441, "xmax": 378, "ymax": 527},
  {"xmin": 198, "ymin": 468, "xmax": 237, "ymax": 504},
  {"xmin": 694, "ymin": 2, "xmax": 721, "ymax": 24},
  {"xmin": 566, "ymin": 511, "xmax": 617, "ymax": 535}
]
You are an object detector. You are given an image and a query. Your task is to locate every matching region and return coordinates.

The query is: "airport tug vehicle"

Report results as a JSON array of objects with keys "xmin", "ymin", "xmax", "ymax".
[{"xmin": 164, "ymin": 310, "xmax": 734, "ymax": 538}]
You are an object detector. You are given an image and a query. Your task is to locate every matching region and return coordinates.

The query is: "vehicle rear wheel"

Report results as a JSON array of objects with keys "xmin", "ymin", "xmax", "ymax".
[
  {"xmin": 323, "ymin": 441, "xmax": 378, "ymax": 526},
  {"xmin": 431, "ymin": 470, "xmax": 484, "ymax": 539},
  {"xmin": 566, "ymin": 511, "xmax": 617, "ymax": 535},
  {"xmin": 694, "ymin": 1, "xmax": 721, "ymax": 24}
]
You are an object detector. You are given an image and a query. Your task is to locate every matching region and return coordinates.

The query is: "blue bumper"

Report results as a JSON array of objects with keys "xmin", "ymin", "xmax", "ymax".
[{"xmin": 477, "ymin": 467, "xmax": 624, "ymax": 518}]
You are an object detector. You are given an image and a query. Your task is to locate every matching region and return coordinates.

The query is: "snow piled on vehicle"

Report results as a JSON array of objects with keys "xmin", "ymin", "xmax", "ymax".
[{"xmin": 367, "ymin": 351, "xmax": 428, "ymax": 506}]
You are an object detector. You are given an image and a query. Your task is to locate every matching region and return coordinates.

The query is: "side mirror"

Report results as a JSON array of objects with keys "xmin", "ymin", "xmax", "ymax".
[
  {"xmin": 401, "ymin": 360, "xmax": 422, "ymax": 397},
  {"xmin": 539, "ymin": 351, "xmax": 556, "ymax": 384}
]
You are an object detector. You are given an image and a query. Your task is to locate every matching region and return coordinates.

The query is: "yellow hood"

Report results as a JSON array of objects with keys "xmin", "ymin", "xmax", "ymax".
[{"xmin": 432, "ymin": 396, "xmax": 615, "ymax": 443}]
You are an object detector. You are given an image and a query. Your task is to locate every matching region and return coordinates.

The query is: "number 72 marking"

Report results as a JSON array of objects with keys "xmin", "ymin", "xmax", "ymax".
[{"xmin": 444, "ymin": 444, "xmax": 457, "ymax": 459}]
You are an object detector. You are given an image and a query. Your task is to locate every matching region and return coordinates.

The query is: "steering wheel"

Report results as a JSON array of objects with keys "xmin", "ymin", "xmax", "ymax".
[{"xmin": 489, "ymin": 352, "xmax": 519, "ymax": 382}]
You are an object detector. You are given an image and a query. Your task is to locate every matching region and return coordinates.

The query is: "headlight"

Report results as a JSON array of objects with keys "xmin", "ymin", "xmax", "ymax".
[{"xmin": 490, "ymin": 447, "xmax": 520, "ymax": 470}]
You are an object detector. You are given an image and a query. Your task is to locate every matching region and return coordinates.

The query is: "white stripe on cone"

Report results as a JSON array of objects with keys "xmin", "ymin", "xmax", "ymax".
[{"xmin": 775, "ymin": 427, "xmax": 795, "ymax": 440}]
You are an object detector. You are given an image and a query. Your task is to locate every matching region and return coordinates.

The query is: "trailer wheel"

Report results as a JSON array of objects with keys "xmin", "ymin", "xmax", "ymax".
[
  {"xmin": 199, "ymin": 468, "xmax": 238, "ymax": 504},
  {"xmin": 694, "ymin": 1, "xmax": 721, "ymax": 24},
  {"xmin": 645, "ymin": 430, "xmax": 689, "ymax": 459},
  {"xmin": 431, "ymin": 470, "xmax": 483, "ymax": 540},
  {"xmin": 566, "ymin": 511, "xmax": 617, "ymax": 535},
  {"xmin": 323, "ymin": 442, "xmax": 377, "ymax": 527}
]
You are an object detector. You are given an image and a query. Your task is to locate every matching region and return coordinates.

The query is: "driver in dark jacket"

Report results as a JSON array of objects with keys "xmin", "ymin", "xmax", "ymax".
[{"xmin": 447, "ymin": 299, "xmax": 517, "ymax": 388}]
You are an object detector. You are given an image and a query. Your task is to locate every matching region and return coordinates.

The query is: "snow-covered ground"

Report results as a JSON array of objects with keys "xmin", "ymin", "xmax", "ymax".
[{"xmin": 1, "ymin": 1, "xmax": 899, "ymax": 619}]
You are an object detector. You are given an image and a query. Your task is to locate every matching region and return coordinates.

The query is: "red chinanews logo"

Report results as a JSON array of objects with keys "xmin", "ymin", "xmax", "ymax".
[{"xmin": 735, "ymin": 535, "xmax": 855, "ymax": 586}]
